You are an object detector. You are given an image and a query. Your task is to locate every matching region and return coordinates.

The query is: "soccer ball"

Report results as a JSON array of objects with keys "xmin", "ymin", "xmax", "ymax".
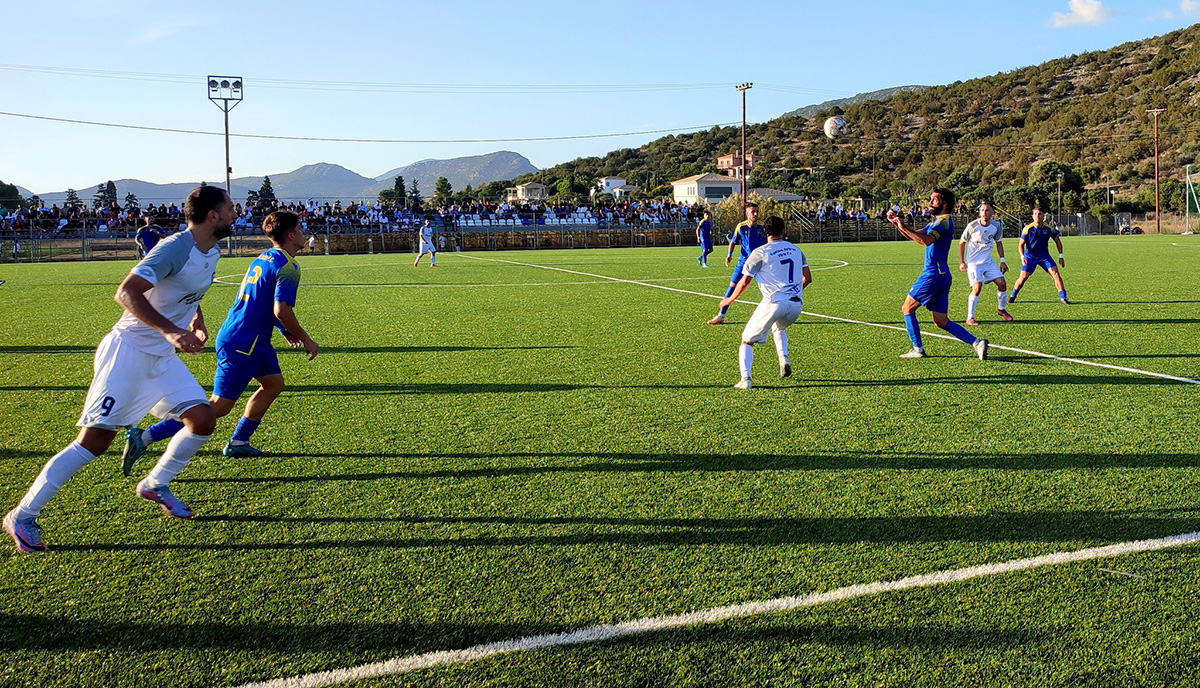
[{"xmin": 823, "ymin": 116, "xmax": 847, "ymax": 140}]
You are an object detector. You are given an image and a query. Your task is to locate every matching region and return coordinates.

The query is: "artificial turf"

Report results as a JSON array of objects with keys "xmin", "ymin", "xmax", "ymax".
[{"xmin": 1, "ymin": 235, "xmax": 1198, "ymax": 687}]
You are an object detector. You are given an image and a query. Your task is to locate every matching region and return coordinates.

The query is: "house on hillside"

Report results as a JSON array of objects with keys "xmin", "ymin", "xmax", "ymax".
[
  {"xmin": 671, "ymin": 173, "xmax": 742, "ymax": 204},
  {"xmin": 595, "ymin": 177, "xmax": 626, "ymax": 195},
  {"xmin": 716, "ymin": 153, "xmax": 762, "ymax": 179},
  {"xmin": 506, "ymin": 182, "xmax": 548, "ymax": 203}
]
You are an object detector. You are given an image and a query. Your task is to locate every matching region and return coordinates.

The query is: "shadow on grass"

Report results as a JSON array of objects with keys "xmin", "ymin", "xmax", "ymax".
[
  {"xmin": 172, "ymin": 449, "xmax": 1200, "ymax": 482},
  {"xmin": 0, "ymin": 346, "xmax": 95, "ymax": 354},
  {"xmin": 50, "ymin": 509, "xmax": 1200, "ymax": 552},
  {"xmin": 0, "ymin": 614, "xmax": 1049, "ymax": 660},
  {"xmin": 314, "ymin": 345, "xmax": 578, "ymax": 354},
  {"xmin": 0, "ymin": 614, "xmax": 561, "ymax": 654}
]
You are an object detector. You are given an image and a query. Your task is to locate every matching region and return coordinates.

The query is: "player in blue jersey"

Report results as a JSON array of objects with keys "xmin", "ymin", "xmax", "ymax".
[
  {"xmin": 135, "ymin": 216, "xmax": 166, "ymax": 259},
  {"xmin": 122, "ymin": 211, "xmax": 319, "ymax": 468},
  {"xmin": 708, "ymin": 202, "xmax": 767, "ymax": 325},
  {"xmin": 887, "ymin": 188, "xmax": 988, "ymax": 360},
  {"xmin": 696, "ymin": 211, "xmax": 713, "ymax": 268},
  {"xmin": 1008, "ymin": 203, "xmax": 1069, "ymax": 304}
]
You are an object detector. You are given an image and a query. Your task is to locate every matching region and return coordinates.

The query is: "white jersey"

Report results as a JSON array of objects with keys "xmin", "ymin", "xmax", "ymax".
[
  {"xmin": 742, "ymin": 240, "xmax": 807, "ymax": 303},
  {"xmin": 111, "ymin": 231, "xmax": 219, "ymax": 356},
  {"xmin": 960, "ymin": 219, "xmax": 1003, "ymax": 265}
]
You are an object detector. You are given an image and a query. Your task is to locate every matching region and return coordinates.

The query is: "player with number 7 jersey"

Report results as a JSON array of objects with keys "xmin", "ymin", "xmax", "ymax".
[{"xmin": 718, "ymin": 216, "xmax": 812, "ymax": 389}]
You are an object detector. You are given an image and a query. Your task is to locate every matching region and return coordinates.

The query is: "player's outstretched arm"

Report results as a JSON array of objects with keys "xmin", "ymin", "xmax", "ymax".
[
  {"xmin": 114, "ymin": 274, "xmax": 204, "ymax": 353},
  {"xmin": 274, "ymin": 301, "xmax": 319, "ymax": 360}
]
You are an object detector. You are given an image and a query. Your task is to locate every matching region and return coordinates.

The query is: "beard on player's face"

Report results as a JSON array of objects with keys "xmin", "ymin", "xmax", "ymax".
[{"xmin": 213, "ymin": 222, "xmax": 234, "ymax": 240}]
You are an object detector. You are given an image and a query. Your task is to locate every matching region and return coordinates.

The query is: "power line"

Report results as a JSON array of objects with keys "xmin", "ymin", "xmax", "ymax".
[{"xmin": 0, "ymin": 109, "xmax": 739, "ymax": 143}]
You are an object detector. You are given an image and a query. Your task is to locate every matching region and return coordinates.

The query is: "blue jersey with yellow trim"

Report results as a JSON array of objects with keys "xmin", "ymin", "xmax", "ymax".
[
  {"xmin": 216, "ymin": 247, "xmax": 300, "ymax": 354},
  {"xmin": 1021, "ymin": 222, "xmax": 1059, "ymax": 258},
  {"xmin": 731, "ymin": 221, "xmax": 767, "ymax": 261},
  {"xmin": 921, "ymin": 215, "xmax": 954, "ymax": 275}
]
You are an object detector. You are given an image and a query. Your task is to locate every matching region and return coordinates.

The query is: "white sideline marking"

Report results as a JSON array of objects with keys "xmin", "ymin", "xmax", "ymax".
[
  {"xmin": 232, "ymin": 530, "xmax": 1200, "ymax": 688},
  {"xmin": 459, "ymin": 254, "xmax": 1200, "ymax": 386}
]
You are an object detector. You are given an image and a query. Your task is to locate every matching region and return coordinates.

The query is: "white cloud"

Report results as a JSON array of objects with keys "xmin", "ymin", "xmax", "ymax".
[
  {"xmin": 1050, "ymin": 0, "xmax": 1118, "ymax": 27},
  {"xmin": 1183, "ymin": 0, "xmax": 1200, "ymax": 15},
  {"xmin": 128, "ymin": 15, "xmax": 203, "ymax": 45}
]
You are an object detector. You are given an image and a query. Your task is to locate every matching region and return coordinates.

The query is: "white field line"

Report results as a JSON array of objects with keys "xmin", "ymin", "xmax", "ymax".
[
  {"xmin": 459, "ymin": 254, "xmax": 1200, "ymax": 386},
  {"xmin": 232, "ymin": 530, "xmax": 1200, "ymax": 688},
  {"xmin": 213, "ymin": 258, "xmax": 848, "ymax": 287}
]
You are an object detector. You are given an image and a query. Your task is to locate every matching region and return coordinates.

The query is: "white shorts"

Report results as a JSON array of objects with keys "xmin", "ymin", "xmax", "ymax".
[
  {"xmin": 76, "ymin": 331, "xmax": 208, "ymax": 430},
  {"xmin": 741, "ymin": 298, "xmax": 804, "ymax": 345},
  {"xmin": 966, "ymin": 261, "xmax": 1004, "ymax": 285}
]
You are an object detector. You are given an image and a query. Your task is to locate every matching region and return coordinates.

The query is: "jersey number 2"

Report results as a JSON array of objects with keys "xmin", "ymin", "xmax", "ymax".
[{"xmin": 237, "ymin": 265, "xmax": 262, "ymax": 302}]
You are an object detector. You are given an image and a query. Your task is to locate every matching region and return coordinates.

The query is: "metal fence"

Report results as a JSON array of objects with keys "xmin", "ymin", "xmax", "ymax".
[{"xmin": 3, "ymin": 212, "xmax": 1193, "ymax": 264}]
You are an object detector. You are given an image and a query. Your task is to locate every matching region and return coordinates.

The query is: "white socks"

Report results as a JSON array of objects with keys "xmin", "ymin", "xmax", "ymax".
[
  {"xmin": 772, "ymin": 329, "xmax": 788, "ymax": 362},
  {"xmin": 998, "ymin": 290, "xmax": 1008, "ymax": 309},
  {"xmin": 16, "ymin": 442, "xmax": 96, "ymax": 519},
  {"xmin": 738, "ymin": 343, "xmax": 754, "ymax": 380},
  {"xmin": 967, "ymin": 294, "xmax": 979, "ymax": 320},
  {"xmin": 144, "ymin": 430, "xmax": 210, "ymax": 489}
]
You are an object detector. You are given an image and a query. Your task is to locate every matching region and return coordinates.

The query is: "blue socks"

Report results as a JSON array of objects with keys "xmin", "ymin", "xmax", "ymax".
[
  {"xmin": 1058, "ymin": 289, "xmax": 1067, "ymax": 300},
  {"xmin": 942, "ymin": 321, "xmax": 978, "ymax": 345},
  {"xmin": 147, "ymin": 418, "xmax": 184, "ymax": 443},
  {"xmin": 718, "ymin": 284, "xmax": 736, "ymax": 316},
  {"xmin": 231, "ymin": 417, "xmax": 261, "ymax": 444},
  {"xmin": 904, "ymin": 313, "xmax": 923, "ymax": 349}
]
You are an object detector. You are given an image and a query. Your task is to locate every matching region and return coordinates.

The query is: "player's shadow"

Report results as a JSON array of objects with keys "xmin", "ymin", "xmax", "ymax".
[{"xmin": 53, "ymin": 508, "xmax": 1200, "ymax": 552}]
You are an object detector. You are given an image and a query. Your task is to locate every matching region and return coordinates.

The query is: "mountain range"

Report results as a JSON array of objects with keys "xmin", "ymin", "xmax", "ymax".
[{"xmin": 18, "ymin": 151, "xmax": 538, "ymax": 206}]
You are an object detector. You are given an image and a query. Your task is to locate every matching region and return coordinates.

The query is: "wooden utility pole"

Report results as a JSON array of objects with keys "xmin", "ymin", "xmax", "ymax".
[
  {"xmin": 736, "ymin": 83, "xmax": 753, "ymax": 201},
  {"xmin": 1149, "ymin": 108, "xmax": 1166, "ymax": 233}
]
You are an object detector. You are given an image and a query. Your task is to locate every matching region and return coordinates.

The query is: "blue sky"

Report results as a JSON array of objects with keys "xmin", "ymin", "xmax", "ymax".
[{"xmin": 2, "ymin": 0, "xmax": 1197, "ymax": 193}]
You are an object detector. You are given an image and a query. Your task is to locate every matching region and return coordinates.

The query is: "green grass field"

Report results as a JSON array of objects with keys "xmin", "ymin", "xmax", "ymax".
[{"xmin": 2, "ymin": 235, "xmax": 1200, "ymax": 687}]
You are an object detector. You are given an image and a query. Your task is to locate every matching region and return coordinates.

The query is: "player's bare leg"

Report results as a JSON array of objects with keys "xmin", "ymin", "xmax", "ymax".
[{"xmin": 224, "ymin": 374, "xmax": 284, "ymax": 457}]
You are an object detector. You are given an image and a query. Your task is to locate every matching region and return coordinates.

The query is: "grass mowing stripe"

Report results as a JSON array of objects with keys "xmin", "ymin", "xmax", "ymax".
[
  {"xmin": 458, "ymin": 252, "xmax": 1200, "ymax": 386},
  {"xmin": 231, "ymin": 530, "xmax": 1200, "ymax": 688}
]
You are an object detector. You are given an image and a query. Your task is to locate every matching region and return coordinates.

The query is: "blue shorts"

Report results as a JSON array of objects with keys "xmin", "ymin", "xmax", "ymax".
[
  {"xmin": 1022, "ymin": 256, "xmax": 1057, "ymax": 273},
  {"xmin": 700, "ymin": 240, "xmax": 713, "ymax": 251},
  {"xmin": 908, "ymin": 272, "xmax": 952, "ymax": 314},
  {"xmin": 213, "ymin": 341, "xmax": 281, "ymax": 400}
]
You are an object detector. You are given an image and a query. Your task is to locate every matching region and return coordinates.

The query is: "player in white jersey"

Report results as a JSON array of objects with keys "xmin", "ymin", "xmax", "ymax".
[
  {"xmin": 957, "ymin": 200, "xmax": 1013, "ymax": 325},
  {"xmin": 3, "ymin": 186, "xmax": 235, "ymax": 554},
  {"xmin": 719, "ymin": 216, "xmax": 812, "ymax": 390},
  {"xmin": 414, "ymin": 218, "xmax": 437, "ymax": 267}
]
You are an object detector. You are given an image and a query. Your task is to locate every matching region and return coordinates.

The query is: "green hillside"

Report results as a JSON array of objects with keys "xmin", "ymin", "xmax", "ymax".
[{"xmin": 517, "ymin": 23, "xmax": 1200, "ymax": 214}]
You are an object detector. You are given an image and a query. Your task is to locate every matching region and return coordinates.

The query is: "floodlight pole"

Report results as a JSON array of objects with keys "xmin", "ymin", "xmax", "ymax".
[
  {"xmin": 1149, "ymin": 108, "xmax": 1166, "ymax": 234},
  {"xmin": 736, "ymin": 83, "xmax": 753, "ymax": 201},
  {"xmin": 207, "ymin": 76, "xmax": 243, "ymax": 255},
  {"xmin": 207, "ymin": 76, "xmax": 244, "ymax": 194}
]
